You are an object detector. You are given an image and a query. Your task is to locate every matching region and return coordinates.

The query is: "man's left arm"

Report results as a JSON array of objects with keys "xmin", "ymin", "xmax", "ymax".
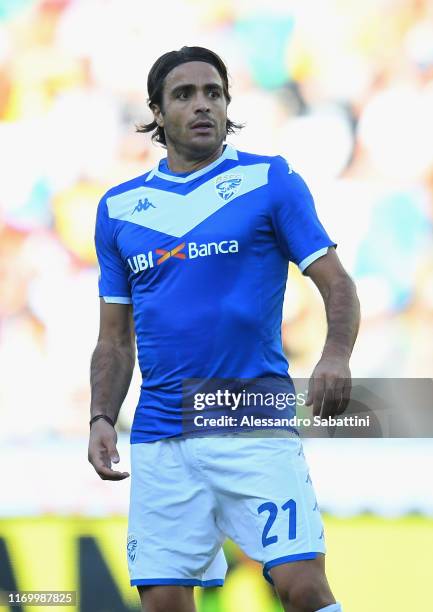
[{"xmin": 303, "ymin": 247, "xmax": 361, "ymax": 418}]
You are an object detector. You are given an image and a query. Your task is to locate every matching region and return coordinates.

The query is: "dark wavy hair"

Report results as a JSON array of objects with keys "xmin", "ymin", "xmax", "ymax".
[{"xmin": 135, "ymin": 46, "xmax": 243, "ymax": 147}]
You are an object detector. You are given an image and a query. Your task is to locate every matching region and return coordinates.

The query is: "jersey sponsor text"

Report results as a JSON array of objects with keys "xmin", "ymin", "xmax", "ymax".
[{"xmin": 127, "ymin": 239, "xmax": 239, "ymax": 274}]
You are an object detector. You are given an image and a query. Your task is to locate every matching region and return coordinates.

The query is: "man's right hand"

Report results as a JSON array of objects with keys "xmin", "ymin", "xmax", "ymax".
[{"xmin": 88, "ymin": 419, "xmax": 130, "ymax": 481}]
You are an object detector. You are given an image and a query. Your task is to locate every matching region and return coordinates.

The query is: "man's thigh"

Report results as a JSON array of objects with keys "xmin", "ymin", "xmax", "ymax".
[
  {"xmin": 269, "ymin": 554, "xmax": 335, "ymax": 612},
  {"xmin": 138, "ymin": 585, "xmax": 195, "ymax": 612},
  {"xmin": 128, "ymin": 440, "xmax": 227, "ymax": 586},
  {"xmin": 202, "ymin": 436, "xmax": 326, "ymax": 578}
]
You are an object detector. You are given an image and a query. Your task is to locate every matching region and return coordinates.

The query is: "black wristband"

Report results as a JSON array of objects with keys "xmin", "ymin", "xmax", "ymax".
[{"xmin": 89, "ymin": 414, "xmax": 115, "ymax": 429}]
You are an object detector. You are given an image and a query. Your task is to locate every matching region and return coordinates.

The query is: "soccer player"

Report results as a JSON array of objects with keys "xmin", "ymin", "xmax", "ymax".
[{"xmin": 88, "ymin": 46, "xmax": 360, "ymax": 612}]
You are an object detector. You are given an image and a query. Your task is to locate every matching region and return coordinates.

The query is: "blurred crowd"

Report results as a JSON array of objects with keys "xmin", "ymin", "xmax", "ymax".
[{"xmin": 0, "ymin": 0, "xmax": 432, "ymax": 440}]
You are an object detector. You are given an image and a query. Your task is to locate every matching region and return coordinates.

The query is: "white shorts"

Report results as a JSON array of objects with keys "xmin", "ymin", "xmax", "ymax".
[{"xmin": 127, "ymin": 435, "xmax": 326, "ymax": 588}]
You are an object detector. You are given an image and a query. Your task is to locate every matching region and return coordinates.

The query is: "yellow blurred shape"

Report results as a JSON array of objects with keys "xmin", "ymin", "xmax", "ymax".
[
  {"xmin": 1, "ymin": 517, "xmax": 76, "ymax": 612},
  {"xmin": 0, "ymin": 515, "xmax": 432, "ymax": 611},
  {"xmin": 221, "ymin": 560, "xmax": 276, "ymax": 612},
  {"xmin": 324, "ymin": 514, "xmax": 433, "ymax": 611},
  {"xmin": 52, "ymin": 181, "xmax": 105, "ymax": 265}
]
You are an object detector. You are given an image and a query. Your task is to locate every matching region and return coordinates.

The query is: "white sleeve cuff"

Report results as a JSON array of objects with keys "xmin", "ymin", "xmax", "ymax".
[
  {"xmin": 298, "ymin": 247, "xmax": 330, "ymax": 273},
  {"xmin": 102, "ymin": 296, "xmax": 132, "ymax": 304}
]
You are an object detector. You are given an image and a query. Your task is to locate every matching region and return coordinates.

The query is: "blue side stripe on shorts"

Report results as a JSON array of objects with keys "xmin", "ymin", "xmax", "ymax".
[
  {"xmin": 130, "ymin": 578, "xmax": 224, "ymax": 588},
  {"xmin": 263, "ymin": 552, "xmax": 319, "ymax": 584}
]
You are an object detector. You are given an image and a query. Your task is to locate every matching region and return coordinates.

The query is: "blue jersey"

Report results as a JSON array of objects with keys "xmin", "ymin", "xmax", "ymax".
[{"xmin": 95, "ymin": 145, "xmax": 336, "ymax": 443}]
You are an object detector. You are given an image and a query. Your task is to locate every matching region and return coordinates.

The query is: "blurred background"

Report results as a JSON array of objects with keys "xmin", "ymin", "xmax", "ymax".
[{"xmin": 0, "ymin": 0, "xmax": 432, "ymax": 610}]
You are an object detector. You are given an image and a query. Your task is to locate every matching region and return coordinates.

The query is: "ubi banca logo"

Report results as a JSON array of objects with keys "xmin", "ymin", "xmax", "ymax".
[{"xmin": 127, "ymin": 239, "xmax": 239, "ymax": 273}]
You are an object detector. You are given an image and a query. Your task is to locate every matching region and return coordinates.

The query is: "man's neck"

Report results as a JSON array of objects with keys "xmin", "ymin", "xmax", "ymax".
[{"xmin": 165, "ymin": 143, "xmax": 224, "ymax": 174}]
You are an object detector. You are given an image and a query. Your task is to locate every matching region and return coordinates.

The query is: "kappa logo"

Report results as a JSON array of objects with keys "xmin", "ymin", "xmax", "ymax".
[
  {"xmin": 132, "ymin": 198, "xmax": 155, "ymax": 213},
  {"xmin": 127, "ymin": 535, "xmax": 138, "ymax": 563},
  {"xmin": 215, "ymin": 174, "xmax": 243, "ymax": 201}
]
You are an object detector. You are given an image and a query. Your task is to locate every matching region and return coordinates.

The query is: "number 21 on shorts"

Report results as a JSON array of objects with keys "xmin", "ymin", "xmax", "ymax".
[{"xmin": 258, "ymin": 499, "xmax": 297, "ymax": 547}]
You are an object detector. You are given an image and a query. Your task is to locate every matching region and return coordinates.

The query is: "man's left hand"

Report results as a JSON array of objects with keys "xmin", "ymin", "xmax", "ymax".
[{"xmin": 305, "ymin": 356, "xmax": 352, "ymax": 418}]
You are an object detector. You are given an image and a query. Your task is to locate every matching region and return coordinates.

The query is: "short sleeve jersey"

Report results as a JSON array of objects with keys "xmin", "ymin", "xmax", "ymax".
[{"xmin": 95, "ymin": 145, "xmax": 336, "ymax": 443}]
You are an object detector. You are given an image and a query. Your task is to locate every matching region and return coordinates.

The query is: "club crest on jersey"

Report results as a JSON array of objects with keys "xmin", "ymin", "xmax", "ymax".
[
  {"xmin": 215, "ymin": 174, "xmax": 243, "ymax": 201},
  {"xmin": 127, "ymin": 534, "xmax": 138, "ymax": 563}
]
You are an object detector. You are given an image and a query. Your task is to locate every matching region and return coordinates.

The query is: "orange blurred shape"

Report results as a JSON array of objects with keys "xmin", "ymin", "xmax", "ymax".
[{"xmin": 0, "ymin": 225, "xmax": 30, "ymax": 315}]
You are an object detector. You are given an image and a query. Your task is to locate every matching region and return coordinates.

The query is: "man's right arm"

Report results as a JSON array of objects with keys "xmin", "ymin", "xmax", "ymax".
[{"xmin": 88, "ymin": 299, "xmax": 135, "ymax": 481}]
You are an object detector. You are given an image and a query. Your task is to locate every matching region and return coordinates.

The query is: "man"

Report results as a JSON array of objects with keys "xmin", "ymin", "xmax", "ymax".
[{"xmin": 88, "ymin": 46, "xmax": 360, "ymax": 612}]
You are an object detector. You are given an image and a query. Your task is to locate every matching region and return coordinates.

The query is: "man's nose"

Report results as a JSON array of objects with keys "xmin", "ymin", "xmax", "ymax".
[{"xmin": 193, "ymin": 92, "xmax": 210, "ymax": 113}]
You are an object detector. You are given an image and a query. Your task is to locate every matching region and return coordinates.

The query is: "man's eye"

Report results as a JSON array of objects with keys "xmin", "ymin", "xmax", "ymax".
[
  {"xmin": 209, "ymin": 90, "xmax": 221, "ymax": 98},
  {"xmin": 176, "ymin": 91, "xmax": 188, "ymax": 100}
]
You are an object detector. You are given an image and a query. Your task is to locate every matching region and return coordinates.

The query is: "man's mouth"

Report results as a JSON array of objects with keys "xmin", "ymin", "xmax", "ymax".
[{"xmin": 190, "ymin": 121, "xmax": 214, "ymax": 131}]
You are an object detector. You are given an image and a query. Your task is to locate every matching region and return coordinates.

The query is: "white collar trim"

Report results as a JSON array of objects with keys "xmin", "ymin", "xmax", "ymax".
[{"xmin": 145, "ymin": 144, "xmax": 238, "ymax": 183}]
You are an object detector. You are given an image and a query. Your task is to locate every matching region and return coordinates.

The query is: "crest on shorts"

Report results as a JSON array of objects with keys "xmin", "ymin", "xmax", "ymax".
[
  {"xmin": 127, "ymin": 534, "xmax": 138, "ymax": 563},
  {"xmin": 215, "ymin": 174, "xmax": 243, "ymax": 201}
]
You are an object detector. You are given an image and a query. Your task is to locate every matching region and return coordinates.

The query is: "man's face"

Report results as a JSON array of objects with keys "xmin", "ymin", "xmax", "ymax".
[{"xmin": 152, "ymin": 61, "xmax": 228, "ymax": 158}]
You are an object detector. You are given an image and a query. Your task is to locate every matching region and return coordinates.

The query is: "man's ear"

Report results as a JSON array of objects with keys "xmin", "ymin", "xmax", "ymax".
[{"xmin": 151, "ymin": 104, "xmax": 164, "ymax": 128}]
